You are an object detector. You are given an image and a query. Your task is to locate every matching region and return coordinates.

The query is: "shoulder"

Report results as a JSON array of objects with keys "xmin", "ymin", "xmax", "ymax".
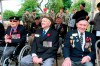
[
  {"xmin": 85, "ymin": 31, "xmax": 96, "ymax": 38},
  {"xmin": 18, "ymin": 25, "xmax": 25, "ymax": 31},
  {"xmin": 67, "ymin": 30, "xmax": 78, "ymax": 36}
]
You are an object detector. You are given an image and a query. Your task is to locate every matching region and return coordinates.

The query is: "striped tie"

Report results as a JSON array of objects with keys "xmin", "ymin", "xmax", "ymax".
[{"xmin": 80, "ymin": 33, "xmax": 83, "ymax": 45}]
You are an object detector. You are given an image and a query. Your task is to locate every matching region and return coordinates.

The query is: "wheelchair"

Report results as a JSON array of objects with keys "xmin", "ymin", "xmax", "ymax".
[
  {"xmin": 1, "ymin": 34, "xmax": 31, "ymax": 66},
  {"xmin": 95, "ymin": 39, "xmax": 100, "ymax": 66}
]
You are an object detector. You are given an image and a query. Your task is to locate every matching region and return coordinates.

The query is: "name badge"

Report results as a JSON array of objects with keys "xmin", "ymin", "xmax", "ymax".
[
  {"xmin": 12, "ymin": 34, "xmax": 20, "ymax": 39},
  {"xmin": 43, "ymin": 41, "xmax": 52, "ymax": 47}
]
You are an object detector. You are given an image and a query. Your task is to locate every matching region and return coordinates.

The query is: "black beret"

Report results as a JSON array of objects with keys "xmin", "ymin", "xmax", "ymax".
[
  {"xmin": 81, "ymin": 3, "xmax": 85, "ymax": 7},
  {"xmin": 32, "ymin": 9, "xmax": 36, "ymax": 12},
  {"xmin": 9, "ymin": 16, "xmax": 20, "ymax": 21},
  {"xmin": 97, "ymin": 2, "xmax": 100, "ymax": 7},
  {"xmin": 76, "ymin": 17, "xmax": 87, "ymax": 23},
  {"xmin": 35, "ymin": 17, "xmax": 40, "ymax": 20}
]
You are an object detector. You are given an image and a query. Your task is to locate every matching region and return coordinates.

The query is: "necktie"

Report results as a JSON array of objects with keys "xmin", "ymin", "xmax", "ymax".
[
  {"xmin": 80, "ymin": 33, "xmax": 83, "ymax": 45},
  {"xmin": 11, "ymin": 29, "xmax": 14, "ymax": 34},
  {"xmin": 42, "ymin": 30, "xmax": 46, "ymax": 37},
  {"xmin": 56, "ymin": 24, "xmax": 60, "ymax": 30}
]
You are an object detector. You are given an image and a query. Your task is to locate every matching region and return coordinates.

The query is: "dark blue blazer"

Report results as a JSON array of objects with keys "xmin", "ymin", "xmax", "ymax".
[
  {"xmin": 63, "ymin": 30, "xmax": 96, "ymax": 63},
  {"xmin": 31, "ymin": 28, "xmax": 59, "ymax": 61},
  {"xmin": 5, "ymin": 25, "xmax": 26, "ymax": 46}
]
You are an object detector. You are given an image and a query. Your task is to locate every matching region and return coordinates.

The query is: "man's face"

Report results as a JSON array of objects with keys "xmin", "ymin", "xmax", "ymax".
[
  {"xmin": 98, "ymin": 7, "xmax": 100, "ymax": 11},
  {"xmin": 56, "ymin": 18, "xmax": 62, "ymax": 24},
  {"xmin": 41, "ymin": 18, "xmax": 51, "ymax": 29},
  {"xmin": 80, "ymin": 5, "xmax": 84, "ymax": 10},
  {"xmin": 25, "ymin": 11, "xmax": 30, "ymax": 15},
  {"xmin": 10, "ymin": 20, "xmax": 19, "ymax": 28},
  {"xmin": 32, "ymin": 11, "xmax": 36, "ymax": 15},
  {"xmin": 35, "ymin": 19, "xmax": 40, "ymax": 25},
  {"xmin": 76, "ymin": 20, "xmax": 88, "ymax": 33}
]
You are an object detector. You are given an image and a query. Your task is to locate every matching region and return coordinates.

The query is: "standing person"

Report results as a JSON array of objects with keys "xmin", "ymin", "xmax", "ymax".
[
  {"xmin": 0, "ymin": 16, "xmax": 26, "ymax": 62},
  {"xmin": 64, "ymin": 9, "xmax": 70, "ymax": 25},
  {"xmin": 68, "ymin": 9, "xmax": 77, "ymax": 31},
  {"xmin": 31, "ymin": 9, "xmax": 38, "ymax": 22},
  {"xmin": 20, "ymin": 16, "xmax": 59, "ymax": 66},
  {"xmin": 22, "ymin": 9, "xmax": 32, "ymax": 33},
  {"xmin": 49, "ymin": 9, "xmax": 56, "ymax": 22},
  {"xmin": 62, "ymin": 17, "xmax": 96, "ymax": 66},
  {"xmin": 92, "ymin": 2, "xmax": 100, "ymax": 47},
  {"xmin": 56, "ymin": 8, "xmax": 65, "ymax": 24},
  {"xmin": 73, "ymin": 3, "xmax": 89, "ymax": 29}
]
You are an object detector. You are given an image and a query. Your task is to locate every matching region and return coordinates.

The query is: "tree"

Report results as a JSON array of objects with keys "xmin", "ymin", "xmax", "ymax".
[
  {"xmin": 47, "ymin": 0, "xmax": 64, "ymax": 14},
  {"xmin": 63, "ymin": 0, "xmax": 72, "ymax": 9},
  {"xmin": 69, "ymin": 0, "xmax": 91, "ymax": 13},
  {"xmin": 16, "ymin": 0, "xmax": 38, "ymax": 18},
  {"xmin": 3, "ymin": 10, "xmax": 15, "ymax": 20}
]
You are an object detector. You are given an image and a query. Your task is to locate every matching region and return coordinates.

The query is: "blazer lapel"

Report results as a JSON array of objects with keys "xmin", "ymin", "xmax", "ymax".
[
  {"xmin": 73, "ymin": 30, "xmax": 82, "ymax": 50},
  {"xmin": 41, "ymin": 28, "xmax": 52, "ymax": 41}
]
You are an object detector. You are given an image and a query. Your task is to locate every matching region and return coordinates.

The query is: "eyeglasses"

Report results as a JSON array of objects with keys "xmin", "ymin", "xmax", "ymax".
[{"xmin": 10, "ymin": 20, "xmax": 18, "ymax": 22}]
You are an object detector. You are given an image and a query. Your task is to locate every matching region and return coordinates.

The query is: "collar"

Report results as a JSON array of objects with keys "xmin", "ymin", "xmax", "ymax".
[
  {"xmin": 43, "ymin": 27, "xmax": 50, "ymax": 34},
  {"xmin": 77, "ymin": 30, "xmax": 85, "ymax": 37},
  {"xmin": 11, "ymin": 27, "xmax": 17, "ymax": 30}
]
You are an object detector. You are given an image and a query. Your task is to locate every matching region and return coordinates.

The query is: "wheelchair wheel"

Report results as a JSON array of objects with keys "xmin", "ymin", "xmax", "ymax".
[
  {"xmin": 18, "ymin": 45, "xmax": 31, "ymax": 66},
  {"xmin": 2, "ymin": 57, "xmax": 18, "ymax": 66},
  {"xmin": 2, "ymin": 57, "xmax": 12, "ymax": 66}
]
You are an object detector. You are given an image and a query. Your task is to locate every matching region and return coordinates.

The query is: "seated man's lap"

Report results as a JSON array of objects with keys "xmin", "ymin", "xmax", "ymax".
[
  {"xmin": 83, "ymin": 62, "xmax": 93, "ymax": 66},
  {"xmin": 72, "ymin": 61, "xmax": 93, "ymax": 66},
  {"xmin": 41, "ymin": 58, "xmax": 54, "ymax": 66},
  {"xmin": 20, "ymin": 55, "xmax": 55, "ymax": 66}
]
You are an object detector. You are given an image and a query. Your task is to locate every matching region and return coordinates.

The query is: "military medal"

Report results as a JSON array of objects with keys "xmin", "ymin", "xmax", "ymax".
[{"xmin": 70, "ymin": 36, "xmax": 75, "ymax": 48}]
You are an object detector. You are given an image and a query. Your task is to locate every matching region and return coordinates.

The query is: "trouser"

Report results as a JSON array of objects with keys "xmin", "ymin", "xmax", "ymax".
[
  {"xmin": 20, "ymin": 55, "xmax": 54, "ymax": 66},
  {"xmin": 0, "ymin": 47, "xmax": 15, "ymax": 62},
  {"xmin": 71, "ymin": 61, "xmax": 93, "ymax": 66}
]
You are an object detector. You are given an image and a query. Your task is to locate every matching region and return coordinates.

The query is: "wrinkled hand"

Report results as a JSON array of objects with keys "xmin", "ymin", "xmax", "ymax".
[
  {"xmin": 5, "ymin": 34, "xmax": 11, "ymax": 39},
  {"xmin": 32, "ymin": 56, "xmax": 43, "ymax": 64},
  {"xmin": 62, "ymin": 58, "xmax": 71, "ymax": 66},
  {"xmin": 32, "ymin": 56, "xmax": 39, "ymax": 64},
  {"xmin": 38, "ymin": 58, "xmax": 43, "ymax": 63},
  {"xmin": 5, "ymin": 39, "xmax": 11, "ymax": 43},
  {"xmin": 81, "ymin": 56, "xmax": 91, "ymax": 64}
]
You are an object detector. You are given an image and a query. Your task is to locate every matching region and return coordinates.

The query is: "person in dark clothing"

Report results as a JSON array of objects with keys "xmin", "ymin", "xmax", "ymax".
[
  {"xmin": 20, "ymin": 16, "xmax": 59, "ymax": 66},
  {"xmin": 0, "ymin": 16, "xmax": 26, "ymax": 62},
  {"xmin": 28, "ymin": 17, "xmax": 41, "ymax": 45},
  {"xmin": 92, "ymin": 2, "xmax": 100, "ymax": 48},
  {"xmin": 0, "ymin": 23, "xmax": 5, "ymax": 40},
  {"xmin": 62, "ymin": 17, "xmax": 96, "ymax": 66},
  {"xmin": 73, "ymin": 3, "xmax": 89, "ymax": 29}
]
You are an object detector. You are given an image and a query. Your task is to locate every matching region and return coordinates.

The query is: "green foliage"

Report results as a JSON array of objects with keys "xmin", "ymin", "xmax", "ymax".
[
  {"xmin": 16, "ymin": 0, "xmax": 38, "ymax": 18},
  {"xmin": 63, "ymin": 0, "xmax": 72, "ymax": 9},
  {"xmin": 22, "ymin": 0, "xmax": 38, "ymax": 12},
  {"xmin": 3, "ymin": 10, "xmax": 15, "ymax": 20},
  {"xmin": 69, "ymin": 0, "xmax": 91, "ymax": 13},
  {"xmin": 48, "ymin": 0, "xmax": 64, "ymax": 14}
]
